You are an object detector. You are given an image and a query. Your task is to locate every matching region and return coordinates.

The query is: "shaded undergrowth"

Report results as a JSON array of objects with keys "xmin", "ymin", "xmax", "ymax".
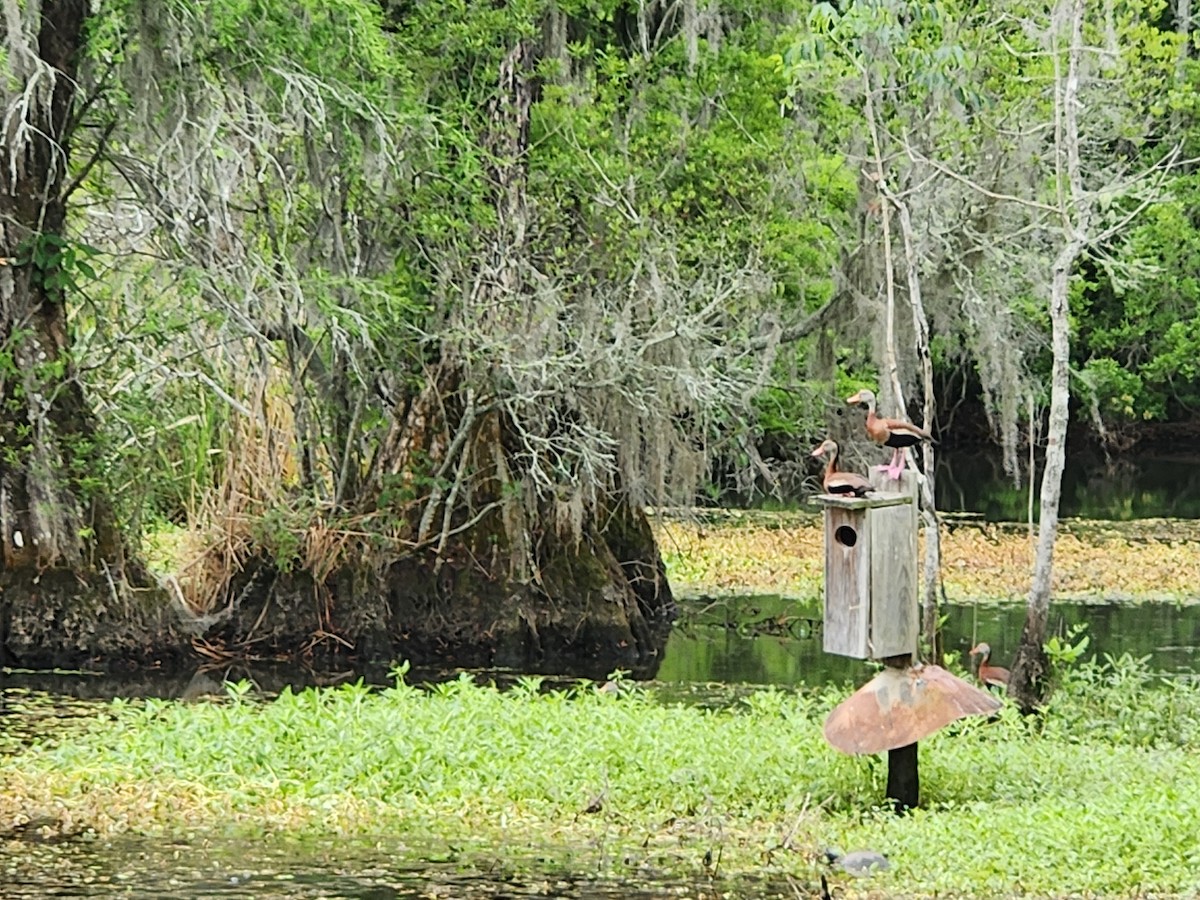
[{"xmin": 4, "ymin": 657, "xmax": 1200, "ymax": 896}]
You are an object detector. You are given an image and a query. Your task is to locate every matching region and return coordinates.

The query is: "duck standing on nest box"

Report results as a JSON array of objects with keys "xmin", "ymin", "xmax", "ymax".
[
  {"xmin": 811, "ymin": 439, "xmax": 873, "ymax": 497},
  {"xmin": 846, "ymin": 388, "xmax": 934, "ymax": 480},
  {"xmin": 969, "ymin": 642, "xmax": 1010, "ymax": 690}
]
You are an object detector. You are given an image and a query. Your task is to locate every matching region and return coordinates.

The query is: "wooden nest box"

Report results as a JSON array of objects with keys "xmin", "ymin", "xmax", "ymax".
[{"xmin": 816, "ymin": 470, "xmax": 918, "ymax": 661}]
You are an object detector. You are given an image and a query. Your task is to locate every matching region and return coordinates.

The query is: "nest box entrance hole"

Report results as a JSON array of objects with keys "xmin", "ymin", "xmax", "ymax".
[{"xmin": 835, "ymin": 525, "xmax": 858, "ymax": 547}]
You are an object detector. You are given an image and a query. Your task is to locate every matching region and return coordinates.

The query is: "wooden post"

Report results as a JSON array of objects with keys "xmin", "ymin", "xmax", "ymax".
[
  {"xmin": 886, "ymin": 740, "xmax": 919, "ymax": 813},
  {"xmin": 874, "ymin": 471, "xmax": 919, "ymax": 813}
]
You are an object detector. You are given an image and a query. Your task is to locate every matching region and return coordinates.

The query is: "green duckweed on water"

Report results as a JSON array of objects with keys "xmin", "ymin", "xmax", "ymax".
[{"xmin": 4, "ymin": 659, "xmax": 1200, "ymax": 898}]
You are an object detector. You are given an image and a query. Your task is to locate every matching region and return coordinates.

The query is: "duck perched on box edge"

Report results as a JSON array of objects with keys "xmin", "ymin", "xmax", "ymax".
[{"xmin": 846, "ymin": 388, "xmax": 934, "ymax": 480}]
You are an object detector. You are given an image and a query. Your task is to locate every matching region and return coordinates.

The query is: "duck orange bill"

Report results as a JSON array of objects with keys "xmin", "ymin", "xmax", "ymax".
[{"xmin": 823, "ymin": 664, "xmax": 1001, "ymax": 754}]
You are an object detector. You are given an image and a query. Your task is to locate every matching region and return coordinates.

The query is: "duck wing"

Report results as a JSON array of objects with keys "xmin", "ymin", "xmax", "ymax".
[
  {"xmin": 825, "ymin": 471, "xmax": 873, "ymax": 497},
  {"xmin": 882, "ymin": 418, "xmax": 934, "ymax": 442}
]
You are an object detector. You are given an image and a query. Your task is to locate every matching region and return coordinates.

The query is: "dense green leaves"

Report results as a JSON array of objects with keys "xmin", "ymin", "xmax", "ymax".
[
  {"xmin": 35, "ymin": 0, "xmax": 1200, "ymax": 549},
  {"xmin": 8, "ymin": 663, "xmax": 1200, "ymax": 895},
  {"xmin": 1076, "ymin": 174, "xmax": 1200, "ymax": 424}
]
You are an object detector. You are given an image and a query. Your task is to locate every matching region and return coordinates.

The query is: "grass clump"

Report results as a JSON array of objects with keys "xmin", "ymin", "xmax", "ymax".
[{"xmin": 5, "ymin": 663, "xmax": 1200, "ymax": 897}]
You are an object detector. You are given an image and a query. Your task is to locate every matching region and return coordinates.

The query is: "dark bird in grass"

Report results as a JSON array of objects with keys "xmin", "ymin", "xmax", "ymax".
[
  {"xmin": 811, "ymin": 439, "xmax": 873, "ymax": 497},
  {"xmin": 970, "ymin": 642, "xmax": 1011, "ymax": 690},
  {"xmin": 845, "ymin": 388, "xmax": 934, "ymax": 480}
]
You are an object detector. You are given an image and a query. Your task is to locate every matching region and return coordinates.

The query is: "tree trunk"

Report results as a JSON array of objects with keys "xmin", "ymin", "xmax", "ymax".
[
  {"xmin": 881, "ymin": 182, "xmax": 942, "ymax": 661},
  {"xmin": 200, "ymin": 384, "xmax": 676, "ymax": 674},
  {"xmin": 1008, "ymin": 239, "xmax": 1080, "ymax": 710},
  {"xmin": 863, "ymin": 67, "xmax": 942, "ymax": 660},
  {"xmin": 0, "ymin": 2, "xmax": 164, "ymax": 665},
  {"xmin": 1009, "ymin": 0, "xmax": 1088, "ymax": 711},
  {"xmin": 1174, "ymin": 0, "xmax": 1192, "ymax": 133}
]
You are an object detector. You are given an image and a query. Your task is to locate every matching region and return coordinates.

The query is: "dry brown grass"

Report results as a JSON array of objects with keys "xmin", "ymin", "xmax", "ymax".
[{"xmin": 165, "ymin": 380, "xmax": 375, "ymax": 618}]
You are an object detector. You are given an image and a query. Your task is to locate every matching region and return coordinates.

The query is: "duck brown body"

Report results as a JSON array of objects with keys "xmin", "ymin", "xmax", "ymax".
[
  {"xmin": 969, "ymin": 642, "xmax": 1010, "ymax": 689},
  {"xmin": 846, "ymin": 388, "xmax": 934, "ymax": 479},
  {"xmin": 811, "ymin": 439, "xmax": 873, "ymax": 497}
]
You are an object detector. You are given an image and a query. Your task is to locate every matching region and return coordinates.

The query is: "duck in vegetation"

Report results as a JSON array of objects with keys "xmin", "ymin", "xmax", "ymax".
[
  {"xmin": 845, "ymin": 388, "xmax": 934, "ymax": 480},
  {"xmin": 969, "ymin": 642, "xmax": 1010, "ymax": 689},
  {"xmin": 823, "ymin": 848, "xmax": 891, "ymax": 877},
  {"xmin": 811, "ymin": 439, "xmax": 873, "ymax": 497}
]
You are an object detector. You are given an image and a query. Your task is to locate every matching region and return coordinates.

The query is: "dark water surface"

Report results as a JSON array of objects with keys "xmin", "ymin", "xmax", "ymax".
[
  {"xmin": 4, "ymin": 598, "xmax": 1198, "ymax": 707},
  {"xmin": 937, "ymin": 446, "xmax": 1200, "ymax": 521},
  {"xmin": 659, "ymin": 596, "xmax": 1200, "ymax": 691},
  {"xmin": 2, "ymin": 834, "xmax": 790, "ymax": 898}
]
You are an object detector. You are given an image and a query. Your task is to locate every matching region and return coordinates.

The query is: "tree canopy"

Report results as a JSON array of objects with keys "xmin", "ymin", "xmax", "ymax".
[{"xmin": 2, "ymin": 0, "xmax": 1198, "ymax": 664}]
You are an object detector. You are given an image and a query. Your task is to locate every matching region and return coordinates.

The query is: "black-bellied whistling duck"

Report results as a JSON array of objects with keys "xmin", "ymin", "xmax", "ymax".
[
  {"xmin": 845, "ymin": 388, "xmax": 934, "ymax": 480},
  {"xmin": 811, "ymin": 439, "xmax": 873, "ymax": 497},
  {"xmin": 969, "ymin": 642, "xmax": 1010, "ymax": 689}
]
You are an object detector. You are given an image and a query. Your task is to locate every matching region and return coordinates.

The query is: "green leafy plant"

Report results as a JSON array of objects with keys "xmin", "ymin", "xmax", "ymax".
[
  {"xmin": 16, "ymin": 233, "xmax": 101, "ymax": 293},
  {"xmin": 1045, "ymin": 623, "xmax": 1091, "ymax": 668},
  {"xmin": 7, "ymin": 663, "xmax": 1200, "ymax": 896}
]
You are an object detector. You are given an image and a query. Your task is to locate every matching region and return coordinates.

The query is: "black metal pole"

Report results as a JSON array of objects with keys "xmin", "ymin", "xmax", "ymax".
[
  {"xmin": 883, "ymin": 653, "xmax": 918, "ymax": 812},
  {"xmin": 886, "ymin": 741, "xmax": 918, "ymax": 812}
]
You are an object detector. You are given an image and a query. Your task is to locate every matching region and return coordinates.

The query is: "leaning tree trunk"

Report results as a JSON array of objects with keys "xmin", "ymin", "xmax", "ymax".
[{"xmin": 0, "ymin": 2, "xmax": 164, "ymax": 665}]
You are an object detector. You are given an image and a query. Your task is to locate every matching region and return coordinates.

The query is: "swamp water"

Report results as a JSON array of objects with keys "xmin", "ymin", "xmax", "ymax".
[
  {"xmin": 8, "ymin": 449, "xmax": 1200, "ymax": 895},
  {"xmin": 6, "ymin": 596, "xmax": 1200, "ymax": 897},
  {"xmin": 659, "ymin": 594, "xmax": 1200, "ymax": 693},
  {"xmin": 3, "ymin": 834, "xmax": 780, "ymax": 899},
  {"xmin": 937, "ymin": 446, "xmax": 1200, "ymax": 521}
]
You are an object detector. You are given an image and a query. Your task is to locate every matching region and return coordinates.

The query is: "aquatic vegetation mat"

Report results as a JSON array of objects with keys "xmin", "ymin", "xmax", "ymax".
[
  {"xmin": 655, "ymin": 512, "xmax": 1200, "ymax": 603},
  {"xmin": 4, "ymin": 660, "xmax": 1200, "ymax": 898}
]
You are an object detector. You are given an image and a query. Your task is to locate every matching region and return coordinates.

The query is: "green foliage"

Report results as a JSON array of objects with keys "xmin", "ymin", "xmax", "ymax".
[
  {"xmin": 1044, "ymin": 652, "xmax": 1200, "ymax": 750},
  {"xmin": 190, "ymin": 0, "xmax": 398, "ymax": 85},
  {"xmin": 1044, "ymin": 623, "xmax": 1091, "ymax": 669},
  {"xmin": 1078, "ymin": 357, "xmax": 1161, "ymax": 423},
  {"xmin": 8, "ymin": 663, "xmax": 1200, "ymax": 894},
  {"xmin": 1075, "ymin": 174, "xmax": 1200, "ymax": 424},
  {"xmin": 15, "ymin": 233, "xmax": 101, "ymax": 294},
  {"xmin": 249, "ymin": 498, "xmax": 313, "ymax": 572}
]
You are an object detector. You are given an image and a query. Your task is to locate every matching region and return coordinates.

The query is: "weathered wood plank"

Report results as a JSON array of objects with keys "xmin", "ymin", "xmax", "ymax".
[
  {"xmin": 823, "ymin": 506, "xmax": 870, "ymax": 658},
  {"xmin": 814, "ymin": 492, "xmax": 912, "ymax": 510},
  {"xmin": 868, "ymin": 470, "xmax": 918, "ymax": 659}
]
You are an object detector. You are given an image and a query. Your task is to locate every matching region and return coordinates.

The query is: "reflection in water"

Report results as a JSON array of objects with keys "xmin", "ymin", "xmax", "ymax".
[
  {"xmin": 938, "ymin": 448, "xmax": 1200, "ymax": 521},
  {"xmin": 4, "ymin": 597, "xmax": 1199, "ymax": 707},
  {"xmin": 656, "ymin": 595, "xmax": 864, "ymax": 688},
  {"xmin": 2, "ymin": 835, "xmax": 781, "ymax": 899},
  {"xmin": 655, "ymin": 596, "xmax": 1200, "ymax": 690}
]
